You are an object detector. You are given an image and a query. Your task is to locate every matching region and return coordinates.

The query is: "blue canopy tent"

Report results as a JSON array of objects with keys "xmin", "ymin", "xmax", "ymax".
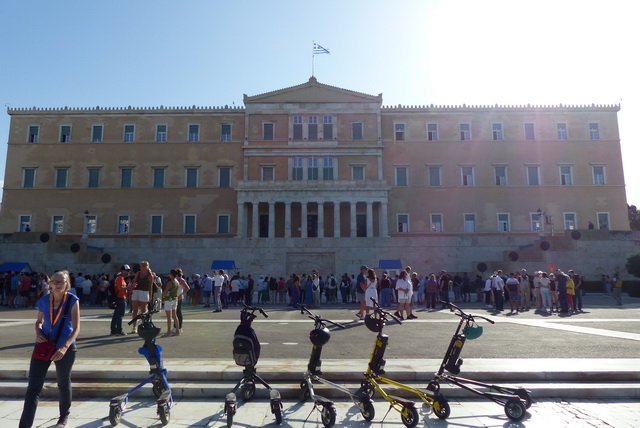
[
  {"xmin": 376, "ymin": 260, "xmax": 403, "ymax": 270},
  {"xmin": 0, "ymin": 262, "xmax": 33, "ymax": 273},
  {"xmin": 210, "ymin": 260, "xmax": 239, "ymax": 271}
]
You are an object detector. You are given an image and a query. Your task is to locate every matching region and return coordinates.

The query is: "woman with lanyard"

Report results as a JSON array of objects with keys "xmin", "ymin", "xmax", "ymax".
[
  {"xmin": 19, "ymin": 270, "xmax": 80, "ymax": 428},
  {"xmin": 130, "ymin": 261, "xmax": 156, "ymax": 334}
]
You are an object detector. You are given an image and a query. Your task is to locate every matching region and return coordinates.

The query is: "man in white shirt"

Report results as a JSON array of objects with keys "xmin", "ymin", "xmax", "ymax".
[
  {"xmin": 492, "ymin": 270, "xmax": 505, "ymax": 311},
  {"xmin": 212, "ymin": 270, "xmax": 225, "ymax": 312}
]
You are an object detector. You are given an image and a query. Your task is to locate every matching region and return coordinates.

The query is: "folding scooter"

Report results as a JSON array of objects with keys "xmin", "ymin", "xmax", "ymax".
[
  {"xmin": 359, "ymin": 298, "xmax": 451, "ymax": 424},
  {"xmin": 426, "ymin": 301, "xmax": 532, "ymax": 422},
  {"xmin": 224, "ymin": 303, "xmax": 283, "ymax": 427},
  {"xmin": 298, "ymin": 304, "xmax": 374, "ymax": 427},
  {"xmin": 108, "ymin": 301, "xmax": 172, "ymax": 426}
]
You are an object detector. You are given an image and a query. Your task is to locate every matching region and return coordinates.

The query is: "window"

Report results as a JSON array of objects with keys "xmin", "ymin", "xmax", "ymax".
[
  {"xmin": 428, "ymin": 166, "xmax": 441, "ymax": 186},
  {"xmin": 219, "ymin": 167, "xmax": 231, "ymax": 188},
  {"xmin": 88, "ymin": 168, "xmax": 101, "ymax": 188},
  {"xmin": 395, "ymin": 167, "xmax": 408, "ymax": 186},
  {"xmin": 556, "ymin": 123, "xmax": 568, "ymax": 140},
  {"xmin": 23, "ymin": 168, "xmax": 36, "ymax": 188},
  {"xmin": 293, "ymin": 116, "xmax": 303, "ymax": 140},
  {"xmin": 460, "ymin": 123, "xmax": 471, "ymax": 141},
  {"xmin": 263, "ymin": 122, "xmax": 274, "ymax": 140},
  {"xmin": 184, "ymin": 215, "xmax": 196, "ymax": 234},
  {"xmin": 185, "ymin": 168, "xmax": 198, "ymax": 188},
  {"xmin": 156, "ymin": 125, "xmax": 167, "ymax": 142},
  {"xmin": 188, "ymin": 124, "xmax": 199, "ymax": 142},
  {"xmin": 28, "ymin": 125, "xmax": 39, "ymax": 143},
  {"xmin": 352, "ymin": 122, "xmax": 363, "ymax": 140},
  {"xmin": 19, "ymin": 215, "xmax": 31, "ymax": 232},
  {"xmin": 527, "ymin": 166, "xmax": 540, "ymax": 186},
  {"xmin": 564, "ymin": 213, "xmax": 577, "ymax": 230},
  {"xmin": 397, "ymin": 214, "xmax": 409, "ymax": 232},
  {"xmin": 560, "ymin": 166, "xmax": 573, "ymax": 185},
  {"xmin": 395, "ymin": 123, "xmax": 405, "ymax": 141},
  {"xmin": 492, "ymin": 123, "xmax": 503, "ymax": 141},
  {"xmin": 153, "ymin": 168, "xmax": 165, "ymax": 188},
  {"xmin": 589, "ymin": 122, "xmax": 600, "ymax": 140},
  {"xmin": 427, "ymin": 123, "xmax": 438, "ymax": 141},
  {"xmin": 597, "ymin": 212, "xmax": 609, "ymax": 230},
  {"xmin": 464, "ymin": 214, "xmax": 476, "ymax": 233},
  {"xmin": 261, "ymin": 166, "xmax": 274, "ymax": 181},
  {"xmin": 352, "ymin": 165, "xmax": 365, "ymax": 181},
  {"xmin": 322, "ymin": 157, "xmax": 334, "ymax": 180},
  {"xmin": 593, "ymin": 166, "xmax": 605, "ymax": 185},
  {"xmin": 120, "ymin": 168, "xmax": 133, "ymax": 188},
  {"xmin": 461, "ymin": 166, "xmax": 474, "ymax": 186},
  {"xmin": 55, "ymin": 168, "xmax": 68, "ymax": 188},
  {"xmin": 308, "ymin": 158, "xmax": 319, "ymax": 180},
  {"xmin": 308, "ymin": 116, "xmax": 318, "ymax": 140},
  {"xmin": 323, "ymin": 116, "xmax": 333, "ymax": 140},
  {"xmin": 531, "ymin": 212, "xmax": 543, "ymax": 232},
  {"xmin": 218, "ymin": 214, "xmax": 230, "ymax": 234},
  {"xmin": 92, "ymin": 125, "xmax": 103, "ymax": 143},
  {"xmin": 150, "ymin": 215, "xmax": 163, "ymax": 234},
  {"xmin": 86, "ymin": 215, "xmax": 97, "ymax": 235},
  {"xmin": 292, "ymin": 157, "xmax": 303, "ymax": 180},
  {"xmin": 118, "ymin": 215, "xmax": 130, "ymax": 234},
  {"xmin": 221, "ymin": 123, "xmax": 232, "ymax": 142},
  {"xmin": 430, "ymin": 214, "xmax": 443, "ymax": 232},
  {"xmin": 60, "ymin": 125, "xmax": 71, "ymax": 143},
  {"xmin": 494, "ymin": 166, "xmax": 507, "ymax": 186},
  {"xmin": 52, "ymin": 216, "xmax": 64, "ymax": 234},
  {"xmin": 524, "ymin": 123, "xmax": 535, "ymax": 141},
  {"xmin": 497, "ymin": 213, "xmax": 510, "ymax": 232},
  {"xmin": 123, "ymin": 125, "xmax": 135, "ymax": 142}
]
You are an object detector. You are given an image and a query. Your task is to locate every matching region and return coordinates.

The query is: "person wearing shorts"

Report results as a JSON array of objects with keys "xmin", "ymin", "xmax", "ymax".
[
  {"xmin": 394, "ymin": 270, "xmax": 412, "ymax": 320},
  {"xmin": 161, "ymin": 269, "xmax": 180, "ymax": 337},
  {"xmin": 130, "ymin": 261, "xmax": 156, "ymax": 333}
]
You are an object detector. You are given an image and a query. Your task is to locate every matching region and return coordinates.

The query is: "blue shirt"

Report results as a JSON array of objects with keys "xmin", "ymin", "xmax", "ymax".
[{"xmin": 36, "ymin": 293, "xmax": 79, "ymax": 349}]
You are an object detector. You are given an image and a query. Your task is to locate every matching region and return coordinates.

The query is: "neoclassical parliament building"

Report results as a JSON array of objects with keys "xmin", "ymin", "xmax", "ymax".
[{"xmin": 0, "ymin": 78, "xmax": 632, "ymax": 277}]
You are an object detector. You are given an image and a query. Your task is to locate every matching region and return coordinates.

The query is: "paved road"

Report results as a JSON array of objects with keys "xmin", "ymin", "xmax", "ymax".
[{"xmin": 1, "ymin": 294, "xmax": 638, "ymax": 362}]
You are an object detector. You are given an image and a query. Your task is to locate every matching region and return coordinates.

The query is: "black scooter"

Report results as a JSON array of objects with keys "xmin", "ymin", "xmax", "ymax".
[
  {"xmin": 298, "ymin": 304, "xmax": 377, "ymax": 424},
  {"xmin": 224, "ymin": 303, "xmax": 283, "ymax": 427},
  {"xmin": 427, "ymin": 301, "xmax": 532, "ymax": 422},
  {"xmin": 108, "ymin": 301, "xmax": 172, "ymax": 426}
]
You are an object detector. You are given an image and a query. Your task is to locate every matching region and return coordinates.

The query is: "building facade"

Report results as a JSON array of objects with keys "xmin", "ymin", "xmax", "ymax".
[{"xmin": 0, "ymin": 78, "xmax": 630, "ymax": 277}]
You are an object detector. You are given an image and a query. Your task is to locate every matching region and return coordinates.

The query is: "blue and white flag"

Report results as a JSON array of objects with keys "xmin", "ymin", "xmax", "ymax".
[{"xmin": 313, "ymin": 42, "xmax": 330, "ymax": 55}]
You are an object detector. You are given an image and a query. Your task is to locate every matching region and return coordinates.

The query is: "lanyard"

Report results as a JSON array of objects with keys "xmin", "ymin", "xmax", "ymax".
[{"xmin": 49, "ymin": 292, "xmax": 68, "ymax": 328}]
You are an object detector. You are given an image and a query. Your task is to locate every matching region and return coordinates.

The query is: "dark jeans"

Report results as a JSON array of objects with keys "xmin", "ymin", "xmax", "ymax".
[
  {"xmin": 558, "ymin": 290, "xmax": 569, "ymax": 312},
  {"xmin": 573, "ymin": 289, "xmax": 583, "ymax": 311},
  {"xmin": 110, "ymin": 297, "xmax": 126, "ymax": 334},
  {"xmin": 177, "ymin": 299, "xmax": 183, "ymax": 329},
  {"xmin": 493, "ymin": 289, "xmax": 504, "ymax": 310},
  {"xmin": 20, "ymin": 344, "xmax": 77, "ymax": 428}
]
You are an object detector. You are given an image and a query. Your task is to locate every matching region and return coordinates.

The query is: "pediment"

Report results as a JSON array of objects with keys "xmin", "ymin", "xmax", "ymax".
[{"xmin": 244, "ymin": 77, "xmax": 382, "ymax": 104}]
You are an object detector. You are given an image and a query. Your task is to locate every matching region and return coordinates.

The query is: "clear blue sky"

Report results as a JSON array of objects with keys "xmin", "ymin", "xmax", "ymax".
[{"xmin": 1, "ymin": 0, "xmax": 638, "ymax": 202}]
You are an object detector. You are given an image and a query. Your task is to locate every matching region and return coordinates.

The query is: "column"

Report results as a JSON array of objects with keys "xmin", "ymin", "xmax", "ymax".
[
  {"xmin": 350, "ymin": 201, "xmax": 357, "ymax": 237},
  {"xmin": 366, "ymin": 201, "xmax": 373, "ymax": 237},
  {"xmin": 285, "ymin": 202, "xmax": 292, "ymax": 238},
  {"xmin": 236, "ymin": 202, "xmax": 245, "ymax": 238},
  {"xmin": 301, "ymin": 202, "xmax": 308, "ymax": 238},
  {"xmin": 318, "ymin": 202, "xmax": 324, "ymax": 238},
  {"xmin": 268, "ymin": 202, "xmax": 275, "ymax": 238},
  {"xmin": 252, "ymin": 202, "xmax": 259, "ymax": 238},
  {"xmin": 380, "ymin": 201, "xmax": 389, "ymax": 237},
  {"xmin": 333, "ymin": 202, "xmax": 341, "ymax": 237}
]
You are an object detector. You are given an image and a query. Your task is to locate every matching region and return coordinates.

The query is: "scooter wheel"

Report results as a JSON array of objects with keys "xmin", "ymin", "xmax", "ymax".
[
  {"xmin": 519, "ymin": 391, "xmax": 533, "ymax": 409},
  {"xmin": 274, "ymin": 403, "xmax": 283, "ymax": 425},
  {"xmin": 321, "ymin": 405, "xmax": 336, "ymax": 428},
  {"xmin": 108, "ymin": 405, "xmax": 122, "ymax": 427},
  {"xmin": 401, "ymin": 405, "xmax": 419, "ymax": 428},
  {"xmin": 241, "ymin": 382, "xmax": 256, "ymax": 401},
  {"xmin": 360, "ymin": 381, "xmax": 375, "ymax": 399},
  {"xmin": 158, "ymin": 403, "xmax": 170, "ymax": 425},
  {"xmin": 361, "ymin": 400, "xmax": 375, "ymax": 421},
  {"xmin": 152, "ymin": 380, "xmax": 166, "ymax": 398},
  {"xmin": 505, "ymin": 398, "xmax": 526, "ymax": 421},
  {"xmin": 299, "ymin": 382, "xmax": 310, "ymax": 402},
  {"xmin": 227, "ymin": 411, "xmax": 234, "ymax": 427},
  {"xmin": 433, "ymin": 397, "xmax": 450, "ymax": 420}
]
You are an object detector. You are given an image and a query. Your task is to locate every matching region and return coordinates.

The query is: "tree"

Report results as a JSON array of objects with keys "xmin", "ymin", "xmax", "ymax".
[
  {"xmin": 626, "ymin": 254, "xmax": 640, "ymax": 278},
  {"xmin": 628, "ymin": 204, "xmax": 640, "ymax": 230}
]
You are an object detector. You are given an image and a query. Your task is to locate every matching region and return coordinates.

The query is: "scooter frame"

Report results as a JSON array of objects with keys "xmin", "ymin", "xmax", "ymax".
[
  {"xmin": 298, "ymin": 304, "xmax": 377, "ymax": 424},
  {"xmin": 426, "ymin": 301, "xmax": 532, "ymax": 421},
  {"xmin": 360, "ymin": 298, "xmax": 451, "ymax": 422},
  {"xmin": 108, "ymin": 301, "xmax": 173, "ymax": 426},
  {"xmin": 224, "ymin": 303, "xmax": 283, "ymax": 427}
]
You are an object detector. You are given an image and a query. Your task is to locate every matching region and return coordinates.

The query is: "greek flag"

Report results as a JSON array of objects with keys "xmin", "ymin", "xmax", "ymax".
[{"xmin": 313, "ymin": 43, "xmax": 330, "ymax": 55}]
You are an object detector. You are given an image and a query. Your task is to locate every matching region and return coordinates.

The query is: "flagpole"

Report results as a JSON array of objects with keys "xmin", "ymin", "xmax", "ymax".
[{"xmin": 312, "ymin": 41, "xmax": 315, "ymax": 77}]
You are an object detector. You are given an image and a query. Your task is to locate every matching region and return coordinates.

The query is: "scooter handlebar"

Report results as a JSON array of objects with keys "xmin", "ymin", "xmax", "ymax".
[
  {"xmin": 299, "ymin": 304, "xmax": 346, "ymax": 328},
  {"xmin": 439, "ymin": 300, "xmax": 495, "ymax": 324},
  {"xmin": 241, "ymin": 302, "xmax": 269, "ymax": 318},
  {"xmin": 128, "ymin": 308, "xmax": 159, "ymax": 325},
  {"xmin": 370, "ymin": 297, "xmax": 403, "ymax": 324}
]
